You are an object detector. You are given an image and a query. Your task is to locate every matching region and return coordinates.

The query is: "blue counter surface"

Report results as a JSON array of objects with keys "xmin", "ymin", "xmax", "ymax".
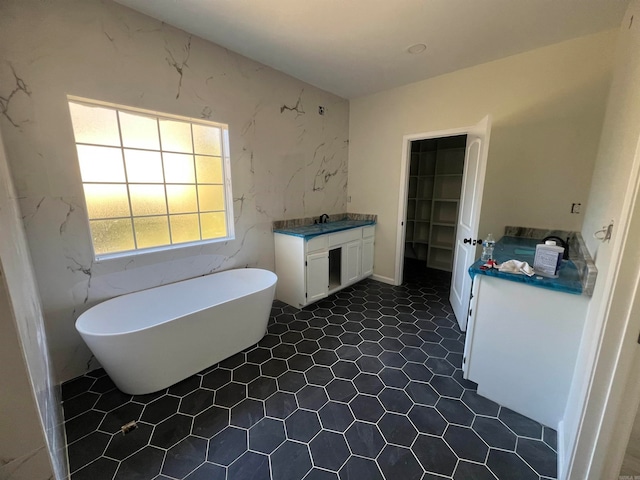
[
  {"xmin": 468, "ymin": 236, "xmax": 583, "ymax": 295},
  {"xmin": 273, "ymin": 219, "xmax": 376, "ymax": 239}
]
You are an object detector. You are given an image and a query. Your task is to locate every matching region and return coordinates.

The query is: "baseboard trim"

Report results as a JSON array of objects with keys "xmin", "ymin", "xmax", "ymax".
[{"xmin": 371, "ymin": 274, "xmax": 397, "ymax": 286}]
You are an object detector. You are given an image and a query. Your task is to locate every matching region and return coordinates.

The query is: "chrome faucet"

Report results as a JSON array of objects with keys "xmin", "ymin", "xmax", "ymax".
[{"xmin": 319, "ymin": 213, "xmax": 330, "ymax": 224}]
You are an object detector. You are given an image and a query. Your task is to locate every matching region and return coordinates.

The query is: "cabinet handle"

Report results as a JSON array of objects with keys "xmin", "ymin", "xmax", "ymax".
[{"xmin": 463, "ymin": 238, "xmax": 482, "ymax": 245}]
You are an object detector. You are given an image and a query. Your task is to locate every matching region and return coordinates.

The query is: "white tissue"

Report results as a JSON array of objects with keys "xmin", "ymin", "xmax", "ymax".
[{"xmin": 498, "ymin": 260, "xmax": 535, "ymax": 276}]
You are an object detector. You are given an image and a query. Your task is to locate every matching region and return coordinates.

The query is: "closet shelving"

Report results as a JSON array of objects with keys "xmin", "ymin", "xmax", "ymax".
[{"xmin": 405, "ymin": 136, "xmax": 465, "ymax": 271}]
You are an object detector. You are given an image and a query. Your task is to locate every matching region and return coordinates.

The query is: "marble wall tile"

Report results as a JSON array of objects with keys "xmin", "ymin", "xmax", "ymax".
[
  {"xmin": 0, "ymin": 445, "xmax": 55, "ymax": 480},
  {"xmin": 0, "ymin": 131, "xmax": 63, "ymax": 476},
  {"xmin": 0, "ymin": 0, "xmax": 349, "ymax": 384}
]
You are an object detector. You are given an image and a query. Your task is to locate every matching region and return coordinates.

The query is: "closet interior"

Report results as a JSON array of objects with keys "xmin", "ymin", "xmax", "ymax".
[{"xmin": 404, "ymin": 135, "xmax": 466, "ymax": 271}]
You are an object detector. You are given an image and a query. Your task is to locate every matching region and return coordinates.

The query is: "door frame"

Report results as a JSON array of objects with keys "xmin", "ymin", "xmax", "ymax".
[
  {"xmin": 566, "ymin": 132, "xmax": 640, "ymax": 479},
  {"xmin": 393, "ymin": 124, "xmax": 479, "ymax": 286}
]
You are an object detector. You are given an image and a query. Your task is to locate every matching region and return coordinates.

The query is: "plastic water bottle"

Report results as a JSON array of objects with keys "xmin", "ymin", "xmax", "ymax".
[{"xmin": 481, "ymin": 233, "xmax": 495, "ymax": 262}]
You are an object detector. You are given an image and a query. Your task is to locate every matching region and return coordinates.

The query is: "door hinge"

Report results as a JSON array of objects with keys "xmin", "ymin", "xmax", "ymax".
[
  {"xmin": 305, "ymin": 261, "xmax": 308, "ymax": 267},
  {"xmin": 468, "ymin": 308, "xmax": 472, "ymax": 317},
  {"xmin": 463, "ymin": 356, "xmax": 466, "ymax": 365},
  {"xmin": 305, "ymin": 292, "xmax": 308, "ymax": 298}
]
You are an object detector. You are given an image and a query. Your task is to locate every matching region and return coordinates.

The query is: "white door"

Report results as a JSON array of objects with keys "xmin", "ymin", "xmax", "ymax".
[
  {"xmin": 343, "ymin": 240, "xmax": 361, "ymax": 285},
  {"xmin": 306, "ymin": 251, "xmax": 329, "ymax": 303},
  {"xmin": 361, "ymin": 237, "xmax": 374, "ymax": 278},
  {"xmin": 450, "ymin": 115, "xmax": 492, "ymax": 331}
]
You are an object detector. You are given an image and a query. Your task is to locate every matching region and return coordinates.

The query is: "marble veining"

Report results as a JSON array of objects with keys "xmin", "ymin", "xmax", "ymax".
[
  {"xmin": 0, "ymin": 0, "xmax": 350, "ymax": 382},
  {"xmin": 164, "ymin": 35, "xmax": 192, "ymax": 99},
  {"xmin": 280, "ymin": 90, "xmax": 305, "ymax": 117},
  {"xmin": 0, "ymin": 63, "xmax": 31, "ymax": 129},
  {"xmin": 0, "ymin": 128, "xmax": 64, "ymax": 479}
]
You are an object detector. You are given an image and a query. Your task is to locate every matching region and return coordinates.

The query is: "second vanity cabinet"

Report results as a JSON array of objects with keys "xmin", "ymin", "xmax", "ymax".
[
  {"xmin": 275, "ymin": 225, "xmax": 375, "ymax": 308},
  {"xmin": 462, "ymin": 234, "xmax": 591, "ymax": 430}
]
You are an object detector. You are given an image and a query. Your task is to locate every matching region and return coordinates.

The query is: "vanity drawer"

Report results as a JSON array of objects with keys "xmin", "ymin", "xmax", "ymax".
[
  {"xmin": 329, "ymin": 228, "xmax": 361, "ymax": 247},
  {"xmin": 307, "ymin": 235, "xmax": 328, "ymax": 253},
  {"xmin": 362, "ymin": 226, "xmax": 375, "ymax": 238}
]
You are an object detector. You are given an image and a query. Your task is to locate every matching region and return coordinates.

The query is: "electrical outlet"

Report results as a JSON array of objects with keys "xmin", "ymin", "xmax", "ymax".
[
  {"xmin": 318, "ymin": 106, "xmax": 325, "ymax": 116},
  {"xmin": 571, "ymin": 203, "xmax": 581, "ymax": 214}
]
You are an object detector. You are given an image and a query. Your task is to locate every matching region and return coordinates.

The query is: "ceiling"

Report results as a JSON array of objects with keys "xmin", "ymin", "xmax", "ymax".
[{"xmin": 114, "ymin": 0, "xmax": 628, "ymax": 99}]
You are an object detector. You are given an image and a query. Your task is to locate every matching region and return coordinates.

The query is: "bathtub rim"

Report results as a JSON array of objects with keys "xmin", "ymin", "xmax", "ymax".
[{"xmin": 75, "ymin": 267, "xmax": 277, "ymax": 337}]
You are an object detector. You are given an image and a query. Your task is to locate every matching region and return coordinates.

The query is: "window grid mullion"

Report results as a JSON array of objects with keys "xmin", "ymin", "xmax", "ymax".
[
  {"xmin": 157, "ymin": 118, "xmax": 174, "ymax": 246},
  {"xmin": 115, "ymin": 110, "xmax": 138, "ymax": 251},
  {"xmin": 191, "ymin": 124, "xmax": 204, "ymax": 241}
]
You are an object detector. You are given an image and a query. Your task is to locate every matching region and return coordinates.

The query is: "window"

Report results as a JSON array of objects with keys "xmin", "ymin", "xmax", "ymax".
[{"xmin": 67, "ymin": 97, "xmax": 234, "ymax": 259}]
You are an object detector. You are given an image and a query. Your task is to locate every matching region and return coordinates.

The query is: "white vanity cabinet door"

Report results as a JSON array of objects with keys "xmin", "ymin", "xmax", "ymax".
[
  {"xmin": 462, "ymin": 276, "xmax": 480, "ymax": 376},
  {"xmin": 343, "ymin": 240, "xmax": 361, "ymax": 285},
  {"xmin": 361, "ymin": 237, "xmax": 374, "ymax": 278},
  {"xmin": 464, "ymin": 274, "xmax": 588, "ymax": 429},
  {"xmin": 275, "ymin": 225, "xmax": 376, "ymax": 308},
  {"xmin": 306, "ymin": 251, "xmax": 329, "ymax": 303},
  {"xmin": 274, "ymin": 233, "xmax": 306, "ymax": 307}
]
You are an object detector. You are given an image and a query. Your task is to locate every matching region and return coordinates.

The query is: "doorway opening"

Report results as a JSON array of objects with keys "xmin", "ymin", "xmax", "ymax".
[
  {"xmin": 394, "ymin": 116, "xmax": 492, "ymax": 331},
  {"xmin": 403, "ymin": 135, "xmax": 467, "ymax": 282}
]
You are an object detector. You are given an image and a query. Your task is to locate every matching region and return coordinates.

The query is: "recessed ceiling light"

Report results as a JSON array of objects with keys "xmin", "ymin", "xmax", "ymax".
[{"xmin": 407, "ymin": 43, "xmax": 427, "ymax": 54}]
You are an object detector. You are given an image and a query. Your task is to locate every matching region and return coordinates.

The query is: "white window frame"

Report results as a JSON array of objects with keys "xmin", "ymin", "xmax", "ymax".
[{"xmin": 67, "ymin": 96, "xmax": 235, "ymax": 261}]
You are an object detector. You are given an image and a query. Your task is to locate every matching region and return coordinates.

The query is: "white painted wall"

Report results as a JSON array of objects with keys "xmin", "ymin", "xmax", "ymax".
[
  {"xmin": 0, "ymin": 0, "xmax": 349, "ymax": 382},
  {"xmin": 563, "ymin": 2, "xmax": 640, "ymax": 478},
  {"xmin": 0, "ymin": 131, "xmax": 65, "ymax": 478},
  {"xmin": 348, "ymin": 30, "xmax": 617, "ymax": 282}
]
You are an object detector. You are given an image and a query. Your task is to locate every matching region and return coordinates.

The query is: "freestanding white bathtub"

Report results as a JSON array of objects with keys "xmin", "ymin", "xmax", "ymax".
[{"xmin": 76, "ymin": 268, "xmax": 277, "ymax": 395}]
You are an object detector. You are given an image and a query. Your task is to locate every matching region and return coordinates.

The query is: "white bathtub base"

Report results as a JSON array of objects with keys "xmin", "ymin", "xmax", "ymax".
[{"xmin": 76, "ymin": 268, "xmax": 277, "ymax": 395}]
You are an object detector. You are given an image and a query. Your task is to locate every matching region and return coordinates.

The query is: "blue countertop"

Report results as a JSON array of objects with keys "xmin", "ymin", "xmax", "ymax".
[
  {"xmin": 273, "ymin": 219, "xmax": 376, "ymax": 239},
  {"xmin": 469, "ymin": 236, "xmax": 583, "ymax": 295}
]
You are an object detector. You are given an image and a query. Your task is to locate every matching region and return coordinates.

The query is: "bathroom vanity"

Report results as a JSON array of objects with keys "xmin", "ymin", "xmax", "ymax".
[
  {"xmin": 273, "ymin": 219, "xmax": 375, "ymax": 308},
  {"xmin": 463, "ymin": 232, "xmax": 596, "ymax": 429}
]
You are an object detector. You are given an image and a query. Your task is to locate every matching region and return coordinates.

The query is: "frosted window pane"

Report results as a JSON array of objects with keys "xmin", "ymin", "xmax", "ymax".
[
  {"xmin": 70, "ymin": 99, "xmax": 233, "ymax": 256},
  {"xmin": 119, "ymin": 111, "xmax": 160, "ymax": 150},
  {"xmin": 163, "ymin": 153, "xmax": 195, "ymax": 183},
  {"xmin": 69, "ymin": 102, "xmax": 121, "ymax": 147},
  {"xmin": 84, "ymin": 184, "xmax": 130, "ymax": 219},
  {"xmin": 170, "ymin": 214, "xmax": 200, "ymax": 244},
  {"xmin": 129, "ymin": 184, "xmax": 167, "ymax": 216},
  {"xmin": 134, "ymin": 216, "xmax": 170, "ymax": 249},
  {"xmin": 193, "ymin": 124, "xmax": 221, "ymax": 156},
  {"xmin": 198, "ymin": 185, "xmax": 225, "ymax": 211},
  {"xmin": 195, "ymin": 156, "xmax": 223, "ymax": 184},
  {"xmin": 201, "ymin": 212, "xmax": 227, "ymax": 239},
  {"xmin": 166, "ymin": 185, "xmax": 197, "ymax": 214},
  {"xmin": 77, "ymin": 145, "xmax": 125, "ymax": 183},
  {"xmin": 124, "ymin": 149, "xmax": 164, "ymax": 183},
  {"xmin": 90, "ymin": 219, "xmax": 134, "ymax": 255},
  {"xmin": 159, "ymin": 119, "xmax": 193, "ymax": 153}
]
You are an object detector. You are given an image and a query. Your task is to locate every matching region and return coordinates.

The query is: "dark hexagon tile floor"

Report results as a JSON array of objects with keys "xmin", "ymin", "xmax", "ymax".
[{"xmin": 62, "ymin": 265, "xmax": 557, "ymax": 480}]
